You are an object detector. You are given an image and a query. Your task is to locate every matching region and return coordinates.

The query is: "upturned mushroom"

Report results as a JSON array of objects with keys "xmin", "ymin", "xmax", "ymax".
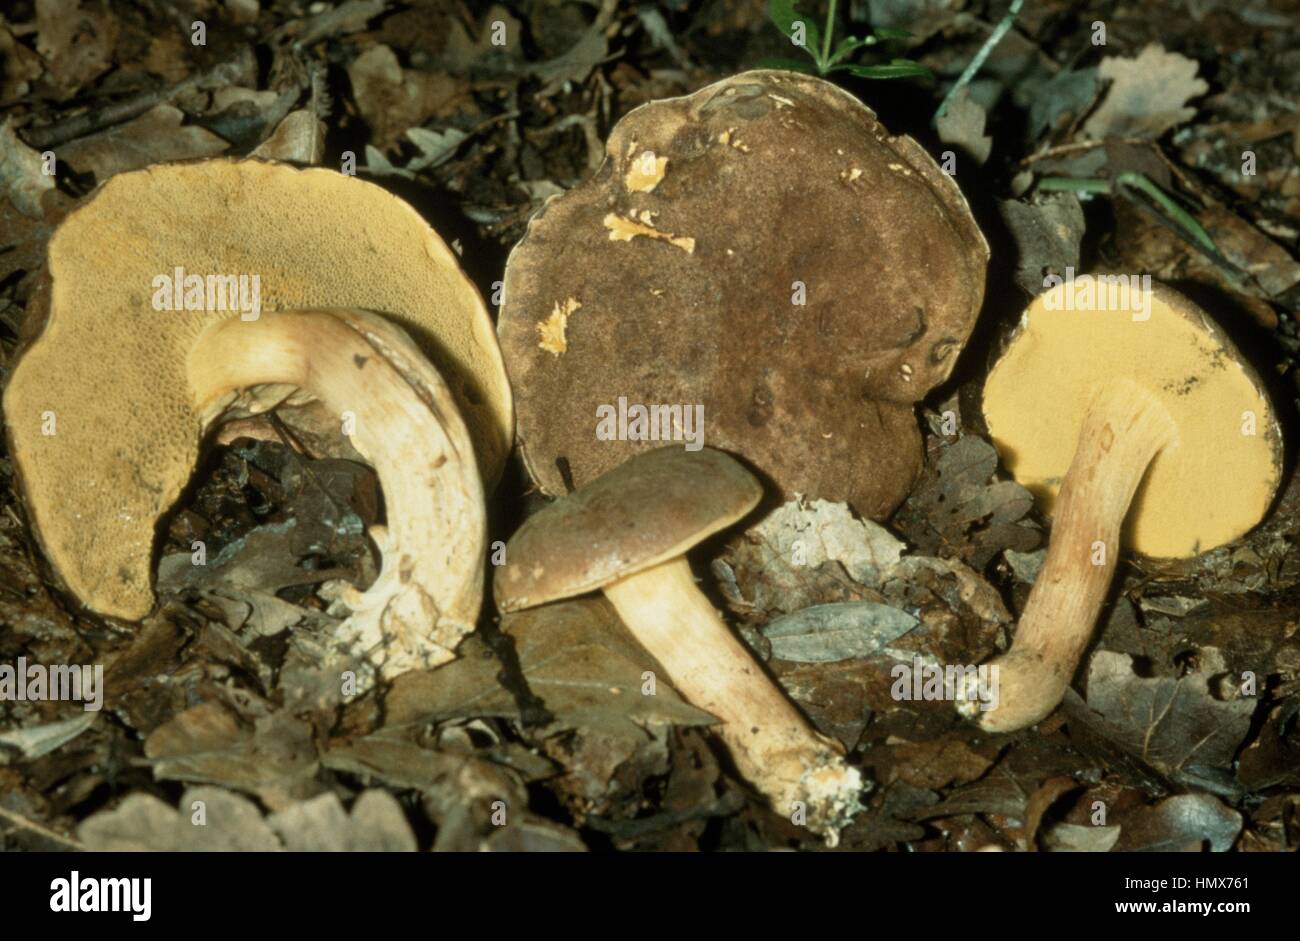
[
  {"xmin": 977, "ymin": 280, "xmax": 1282, "ymax": 732},
  {"xmin": 495, "ymin": 446, "xmax": 864, "ymax": 842},
  {"xmin": 3, "ymin": 159, "xmax": 514, "ymax": 683},
  {"xmin": 499, "ymin": 69, "xmax": 988, "ymax": 520}
]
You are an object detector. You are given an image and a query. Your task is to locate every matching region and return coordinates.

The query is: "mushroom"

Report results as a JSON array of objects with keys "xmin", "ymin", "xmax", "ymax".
[
  {"xmin": 3, "ymin": 159, "xmax": 514, "ymax": 683},
  {"xmin": 499, "ymin": 70, "xmax": 987, "ymax": 521},
  {"xmin": 495, "ymin": 446, "xmax": 864, "ymax": 841},
  {"xmin": 977, "ymin": 280, "xmax": 1282, "ymax": 732}
]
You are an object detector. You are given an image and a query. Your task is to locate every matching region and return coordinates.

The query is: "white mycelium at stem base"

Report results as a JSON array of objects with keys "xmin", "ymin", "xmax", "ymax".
[
  {"xmin": 602, "ymin": 557, "xmax": 864, "ymax": 840},
  {"xmin": 189, "ymin": 308, "xmax": 485, "ymax": 686}
]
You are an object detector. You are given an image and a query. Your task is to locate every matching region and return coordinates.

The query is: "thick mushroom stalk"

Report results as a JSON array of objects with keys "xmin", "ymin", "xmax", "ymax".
[
  {"xmin": 189, "ymin": 308, "xmax": 485, "ymax": 685},
  {"xmin": 977, "ymin": 283, "xmax": 1281, "ymax": 733},
  {"xmin": 977, "ymin": 380, "xmax": 1175, "ymax": 732},
  {"xmin": 602, "ymin": 556, "xmax": 864, "ymax": 837},
  {"xmin": 495, "ymin": 447, "xmax": 865, "ymax": 842}
]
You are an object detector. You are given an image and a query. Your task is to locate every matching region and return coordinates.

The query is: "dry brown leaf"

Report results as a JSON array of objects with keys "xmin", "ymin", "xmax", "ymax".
[
  {"xmin": 58, "ymin": 104, "xmax": 228, "ymax": 182},
  {"xmin": 1082, "ymin": 44, "xmax": 1208, "ymax": 140},
  {"xmin": 347, "ymin": 44, "xmax": 472, "ymax": 150},
  {"xmin": 34, "ymin": 0, "xmax": 119, "ymax": 99}
]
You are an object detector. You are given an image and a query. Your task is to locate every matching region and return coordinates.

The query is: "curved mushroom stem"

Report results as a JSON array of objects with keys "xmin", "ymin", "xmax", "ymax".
[
  {"xmin": 188, "ymin": 309, "xmax": 486, "ymax": 688},
  {"xmin": 602, "ymin": 556, "xmax": 864, "ymax": 842},
  {"xmin": 978, "ymin": 380, "xmax": 1176, "ymax": 732}
]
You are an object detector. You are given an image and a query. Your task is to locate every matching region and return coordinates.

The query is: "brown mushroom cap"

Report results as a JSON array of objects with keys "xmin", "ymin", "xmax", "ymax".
[
  {"xmin": 495, "ymin": 447, "xmax": 762, "ymax": 611},
  {"xmin": 499, "ymin": 70, "xmax": 988, "ymax": 519},
  {"xmin": 983, "ymin": 281, "xmax": 1282, "ymax": 558},
  {"xmin": 3, "ymin": 159, "xmax": 511, "ymax": 620}
]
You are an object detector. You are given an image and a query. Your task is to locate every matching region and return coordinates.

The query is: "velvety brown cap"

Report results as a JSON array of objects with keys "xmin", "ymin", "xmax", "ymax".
[
  {"xmin": 499, "ymin": 70, "xmax": 989, "ymax": 520},
  {"xmin": 495, "ymin": 447, "xmax": 762, "ymax": 611}
]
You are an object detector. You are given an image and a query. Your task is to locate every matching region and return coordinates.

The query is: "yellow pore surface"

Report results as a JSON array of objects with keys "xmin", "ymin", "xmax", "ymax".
[{"xmin": 983, "ymin": 280, "xmax": 1281, "ymax": 558}]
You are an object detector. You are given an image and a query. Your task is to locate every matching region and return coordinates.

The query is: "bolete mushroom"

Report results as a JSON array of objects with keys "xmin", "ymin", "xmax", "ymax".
[
  {"xmin": 499, "ymin": 69, "xmax": 988, "ymax": 520},
  {"xmin": 495, "ymin": 446, "xmax": 864, "ymax": 841},
  {"xmin": 977, "ymin": 280, "xmax": 1282, "ymax": 732},
  {"xmin": 3, "ymin": 159, "xmax": 514, "ymax": 682}
]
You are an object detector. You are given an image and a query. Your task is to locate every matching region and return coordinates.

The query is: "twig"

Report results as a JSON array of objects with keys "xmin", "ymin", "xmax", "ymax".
[
  {"xmin": 934, "ymin": 0, "xmax": 1025, "ymax": 122},
  {"xmin": 20, "ymin": 52, "xmax": 255, "ymax": 150}
]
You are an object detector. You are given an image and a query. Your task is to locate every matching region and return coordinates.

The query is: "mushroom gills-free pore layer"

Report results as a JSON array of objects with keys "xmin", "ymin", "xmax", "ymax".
[{"xmin": 982, "ymin": 283, "xmax": 1280, "ymax": 558}]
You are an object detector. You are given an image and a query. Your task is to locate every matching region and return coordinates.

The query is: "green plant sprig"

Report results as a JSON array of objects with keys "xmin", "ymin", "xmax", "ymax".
[{"xmin": 766, "ymin": 0, "xmax": 930, "ymax": 79}]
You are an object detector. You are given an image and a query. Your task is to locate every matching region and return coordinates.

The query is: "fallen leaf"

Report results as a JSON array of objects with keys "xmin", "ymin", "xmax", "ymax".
[
  {"xmin": 1112, "ymin": 793, "xmax": 1242, "ymax": 852},
  {"xmin": 894, "ymin": 435, "xmax": 1040, "ymax": 568},
  {"xmin": 713, "ymin": 498, "xmax": 905, "ymax": 620},
  {"xmin": 252, "ymin": 110, "xmax": 325, "ymax": 164},
  {"xmin": 57, "ymin": 104, "xmax": 228, "ymax": 182},
  {"xmin": 143, "ymin": 702, "xmax": 322, "ymax": 809},
  {"xmin": 1072, "ymin": 650, "xmax": 1256, "ymax": 775},
  {"xmin": 936, "ymin": 87, "xmax": 991, "ymax": 165},
  {"xmin": 1082, "ymin": 44, "xmax": 1208, "ymax": 140},
  {"xmin": 347, "ymin": 44, "xmax": 472, "ymax": 150},
  {"xmin": 35, "ymin": 0, "xmax": 119, "ymax": 100},
  {"xmin": 762, "ymin": 601, "xmax": 919, "ymax": 663},
  {"xmin": 0, "ymin": 118, "xmax": 55, "ymax": 218}
]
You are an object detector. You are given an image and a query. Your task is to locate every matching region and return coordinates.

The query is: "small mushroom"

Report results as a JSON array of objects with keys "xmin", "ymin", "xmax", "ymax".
[
  {"xmin": 499, "ymin": 70, "xmax": 988, "ymax": 520},
  {"xmin": 495, "ymin": 447, "xmax": 864, "ymax": 841},
  {"xmin": 3, "ymin": 159, "xmax": 514, "ymax": 682},
  {"xmin": 977, "ymin": 281, "xmax": 1282, "ymax": 732}
]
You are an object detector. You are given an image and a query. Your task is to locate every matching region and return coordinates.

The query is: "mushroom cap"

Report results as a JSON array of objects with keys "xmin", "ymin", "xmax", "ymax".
[
  {"xmin": 499, "ymin": 70, "xmax": 988, "ymax": 520},
  {"xmin": 3, "ymin": 158, "xmax": 512, "ymax": 619},
  {"xmin": 495, "ymin": 447, "xmax": 762, "ymax": 611},
  {"xmin": 983, "ymin": 280, "xmax": 1282, "ymax": 558}
]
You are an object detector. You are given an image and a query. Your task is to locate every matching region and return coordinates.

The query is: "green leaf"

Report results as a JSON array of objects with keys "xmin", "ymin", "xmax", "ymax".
[
  {"xmin": 768, "ymin": 0, "xmax": 821, "ymax": 59},
  {"xmin": 834, "ymin": 59, "xmax": 932, "ymax": 80},
  {"xmin": 828, "ymin": 34, "xmax": 874, "ymax": 67},
  {"xmin": 755, "ymin": 56, "xmax": 822, "ymax": 75}
]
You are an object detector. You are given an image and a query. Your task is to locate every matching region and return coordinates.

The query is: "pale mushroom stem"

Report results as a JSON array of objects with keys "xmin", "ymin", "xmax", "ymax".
[
  {"xmin": 979, "ymin": 379, "xmax": 1177, "ymax": 732},
  {"xmin": 188, "ymin": 309, "xmax": 485, "ymax": 685},
  {"xmin": 603, "ymin": 555, "xmax": 863, "ymax": 840}
]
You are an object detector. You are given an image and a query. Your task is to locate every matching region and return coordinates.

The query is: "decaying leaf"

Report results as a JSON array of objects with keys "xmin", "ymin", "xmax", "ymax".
[
  {"xmin": 762, "ymin": 601, "xmax": 919, "ymax": 663},
  {"xmin": 143, "ymin": 702, "xmax": 322, "ymax": 809},
  {"xmin": 1071, "ymin": 650, "xmax": 1256, "ymax": 775},
  {"xmin": 935, "ymin": 87, "xmax": 991, "ymax": 165},
  {"xmin": 57, "ymin": 104, "xmax": 229, "ymax": 182},
  {"xmin": 894, "ymin": 435, "xmax": 1040, "ymax": 569},
  {"xmin": 1082, "ymin": 44, "xmax": 1208, "ymax": 140},
  {"xmin": 1111, "ymin": 793, "xmax": 1242, "ymax": 852},
  {"xmin": 79, "ymin": 786, "xmax": 416, "ymax": 851},
  {"xmin": 0, "ymin": 118, "xmax": 55, "ymax": 218},
  {"xmin": 713, "ymin": 498, "xmax": 905, "ymax": 620}
]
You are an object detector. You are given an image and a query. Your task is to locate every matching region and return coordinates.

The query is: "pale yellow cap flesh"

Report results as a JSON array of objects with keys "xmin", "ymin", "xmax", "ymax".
[{"xmin": 983, "ymin": 281, "xmax": 1281, "ymax": 558}]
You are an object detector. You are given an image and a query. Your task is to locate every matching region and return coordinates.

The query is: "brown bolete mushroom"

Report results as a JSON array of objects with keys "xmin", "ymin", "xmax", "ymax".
[
  {"xmin": 3, "ymin": 159, "xmax": 514, "ymax": 682},
  {"xmin": 495, "ymin": 446, "xmax": 864, "ymax": 841},
  {"xmin": 977, "ymin": 280, "xmax": 1282, "ymax": 732},
  {"xmin": 499, "ymin": 69, "xmax": 988, "ymax": 520}
]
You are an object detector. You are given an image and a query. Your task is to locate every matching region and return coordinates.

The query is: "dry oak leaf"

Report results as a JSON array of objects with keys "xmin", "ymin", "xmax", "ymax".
[
  {"xmin": 1082, "ymin": 44, "xmax": 1208, "ymax": 140},
  {"xmin": 79, "ymin": 787, "xmax": 416, "ymax": 851}
]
